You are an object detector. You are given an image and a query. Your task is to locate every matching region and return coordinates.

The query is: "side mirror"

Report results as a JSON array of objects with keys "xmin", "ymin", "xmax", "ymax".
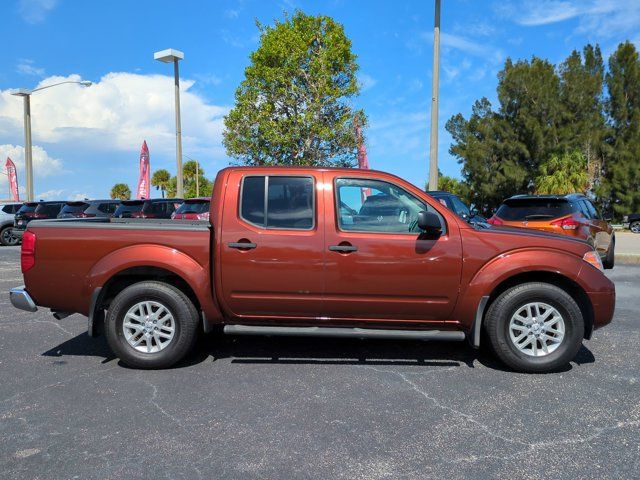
[{"xmin": 417, "ymin": 211, "xmax": 442, "ymax": 234}]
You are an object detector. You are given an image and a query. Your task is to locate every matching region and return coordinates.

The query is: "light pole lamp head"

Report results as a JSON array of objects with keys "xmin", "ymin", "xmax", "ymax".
[
  {"xmin": 80, "ymin": 81, "xmax": 92, "ymax": 87},
  {"xmin": 11, "ymin": 88, "xmax": 31, "ymax": 97},
  {"xmin": 154, "ymin": 49, "xmax": 184, "ymax": 63}
]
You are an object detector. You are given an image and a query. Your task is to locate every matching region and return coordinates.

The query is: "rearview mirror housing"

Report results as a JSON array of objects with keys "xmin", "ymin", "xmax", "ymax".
[{"xmin": 417, "ymin": 211, "xmax": 442, "ymax": 234}]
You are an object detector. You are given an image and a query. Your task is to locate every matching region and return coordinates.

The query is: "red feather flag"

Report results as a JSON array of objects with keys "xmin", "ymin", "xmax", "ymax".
[
  {"xmin": 5, "ymin": 157, "xmax": 19, "ymax": 202},
  {"xmin": 136, "ymin": 141, "xmax": 150, "ymax": 200}
]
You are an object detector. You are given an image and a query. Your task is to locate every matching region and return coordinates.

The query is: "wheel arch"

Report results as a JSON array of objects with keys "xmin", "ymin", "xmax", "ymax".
[{"xmin": 484, "ymin": 271, "xmax": 595, "ymax": 341}]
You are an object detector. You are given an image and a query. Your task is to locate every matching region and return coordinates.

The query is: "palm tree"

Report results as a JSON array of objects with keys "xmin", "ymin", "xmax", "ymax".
[
  {"xmin": 110, "ymin": 183, "xmax": 131, "ymax": 200},
  {"xmin": 151, "ymin": 169, "xmax": 171, "ymax": 198},
  {"xmin": 535, "ymin": 151, "xmax": 589, "ymax": 195}
]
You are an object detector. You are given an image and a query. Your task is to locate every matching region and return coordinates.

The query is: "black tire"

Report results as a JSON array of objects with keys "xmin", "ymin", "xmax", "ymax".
[
  {"xmin": 630, "ymin": 221, "xmax": 640, "ymax": 234},
  {"xmin": 0, "ymin": 225, "xmax": 20, "ymax": 247},
  {"xmin": 484, "ymin": 282, "xmax": 584, "ymax": 373},
  {"xmin": 105, "ymin": 281, "xmax": 199, "ymax": 369},
  {"xmin": 603, "ymin": 236, "xmax": 615, "ymax": 270}
]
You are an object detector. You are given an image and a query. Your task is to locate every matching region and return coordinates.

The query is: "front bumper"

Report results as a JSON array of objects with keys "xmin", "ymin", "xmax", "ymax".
[{"xmin": 10, "ymin": 286, "xmax": 38, "ymax": 312}]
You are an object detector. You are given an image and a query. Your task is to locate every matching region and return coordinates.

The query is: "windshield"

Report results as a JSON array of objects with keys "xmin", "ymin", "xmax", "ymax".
[
  {"xmin": 175, "ymin": 200, "xmax": 210, "ymax": 214},
  {"xmin": 60, "ymin": 203, "xmax": 89, "ymax": 214},
  {"xmin": 496, "ymin": 199, "xmax": 574, "ymax": 221},
  {"xmin": 114, "ymin": 202, "xmax": 144, "ymax": 216},
  {"xmin": 17, "ymin": 203, "xmax": 38, "ymax": 214}
]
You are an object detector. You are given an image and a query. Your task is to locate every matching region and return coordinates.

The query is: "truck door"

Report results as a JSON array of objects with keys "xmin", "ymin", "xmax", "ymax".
[
  {"xmin": 219, "ymin": 171, "xmax": 325, "ymax": 319},
  {"xmin": 322, "ymin": 172, "xmax": 462, "ymax": 323}
]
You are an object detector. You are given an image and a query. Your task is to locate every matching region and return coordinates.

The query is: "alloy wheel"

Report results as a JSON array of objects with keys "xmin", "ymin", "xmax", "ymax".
[{"xmin": 508, "ymin": 302, "xmax": 565, "ymax": 357}]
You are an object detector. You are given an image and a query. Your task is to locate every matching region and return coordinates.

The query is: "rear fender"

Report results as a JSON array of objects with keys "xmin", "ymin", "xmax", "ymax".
[{"xmin": 86, "ymin": 244, "xmax": 223, "ymax": 325}]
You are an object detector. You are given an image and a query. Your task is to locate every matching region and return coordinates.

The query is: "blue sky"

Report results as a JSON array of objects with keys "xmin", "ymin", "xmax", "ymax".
[{"xmin": 1, "ymin": 0, "xmax": 639, "ymax": 200}]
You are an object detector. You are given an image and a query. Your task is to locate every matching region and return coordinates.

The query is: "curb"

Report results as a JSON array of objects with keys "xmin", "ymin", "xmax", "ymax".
[{"xmin": 615, "ymin": 254, "xmax": 640, "ymax": 265}]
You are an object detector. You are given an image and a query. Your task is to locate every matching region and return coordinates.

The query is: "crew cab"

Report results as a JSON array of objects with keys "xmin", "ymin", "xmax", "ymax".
[{"xmin": 9, "ymin": 167, "xmax": 615, "ymax": 372}]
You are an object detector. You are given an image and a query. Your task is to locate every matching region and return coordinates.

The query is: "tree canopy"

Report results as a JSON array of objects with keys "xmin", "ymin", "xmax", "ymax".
[
  {"xmin": 223, "ymin": 11, "xmax": 364, "ymax": 167},
  {"xmin": 445, "ymin": 42, "xmax": 640, "ymax": 218},
  {"xmin": 110, "ymin": 183, "xmax": 131, "ymax": 200},
  {"xmin": 151, "ymin": 169, "xmax": 171, "ymax": 199}
]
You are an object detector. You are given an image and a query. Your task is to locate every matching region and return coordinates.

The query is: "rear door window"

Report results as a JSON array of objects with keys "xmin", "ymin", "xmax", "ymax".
[
  {"xmin": 496, "ymin": 199, "xmax": 573, "ymax": 221},
  {"xmin": 240, "ymin": 176, "xmax": 314, "ymax": 230},
  {"xmin": 60, "ymin": 203, "xmax": 89, "ymax": 215}
]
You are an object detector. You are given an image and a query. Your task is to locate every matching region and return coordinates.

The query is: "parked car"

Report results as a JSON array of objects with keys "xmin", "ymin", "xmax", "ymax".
[
  {"xmin": 171, "ymin": 198, "xmax": 211, "ymax": 220},
  {"xmin": 58, "ymin": 200, "xmax": 121, "ymax": 219},
  {"xmin": 623, "ymin": 213, "xmax": 640, "ymax": 233},
  {"xmin": 0, "ymin": 202, "xmax": 23, "ymax": 246},
  {"xmin": 113, "ymin": 198, "xmax": 183, "ymax": 219},
  {"xmin": 427, "ymin": 191, "xmax": 487, "ymax": 225},
  {"xmin": 10, "ymin": 167, "xmax": 615, "ymax": 373},
  {"xmin": 488, "ymin": 194, "xmax": 615, "ymax": 269},
  {"xmin": 13, "ymin": 201, "xmax": 65, "ymax": 236}
]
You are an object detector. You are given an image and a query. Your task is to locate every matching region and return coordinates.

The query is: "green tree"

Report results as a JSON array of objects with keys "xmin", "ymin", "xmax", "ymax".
[
  {"xmin": 151, "ymin": 169, "xmax": 171, "ymax": 198},
  {"xmin": 446, "ymin": 98, "xmax": 528, "ymax": 216},
  {"xmin": 223, "ymin": 10, "xmax": 364, "ymax": 167},
  {"xmin": 558, "ymin": 45, "xmax": 609, "ymax": 191},
  {"xmin": 603, "ymin": 41, "xmax": 640, "ymax": 218},
  {"xmin": 166, "ymin": 160, "xmax": 213, "ymax": 199},
  {"xmin": 535, "ymin": 151, "xmax": 589, "ymax": 194},
  {"xmin": 110, "ymin": 183, "xmax": 131, "ymax": 200}
]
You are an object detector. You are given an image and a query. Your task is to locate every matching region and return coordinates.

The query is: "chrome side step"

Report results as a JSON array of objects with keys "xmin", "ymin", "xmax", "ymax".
[{"xmin": 223, "ymin": 325, "xmax": 466, "ymax": 341}]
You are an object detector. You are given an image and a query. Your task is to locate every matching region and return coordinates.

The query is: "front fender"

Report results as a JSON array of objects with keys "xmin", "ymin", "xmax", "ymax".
[
  {"xmin": 85, "ymin": 244, "xmax": 222, "ymax": 323},
  {"xmin": 453, "ymin": 248, "xmax": 586, "ymax": 330}
]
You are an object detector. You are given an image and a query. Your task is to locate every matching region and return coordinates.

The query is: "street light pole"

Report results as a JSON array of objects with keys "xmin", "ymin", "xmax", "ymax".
[
  {"xmin": 11, "ymin": 80, "xmax": 91, "ymax": 201},
  {"xmin": 428, "ymin": 0, "xmax": 441, "ymax": 191},
  {"xmin": 154, "ymin": 48, "xmax": 185, "ymax": 198}
]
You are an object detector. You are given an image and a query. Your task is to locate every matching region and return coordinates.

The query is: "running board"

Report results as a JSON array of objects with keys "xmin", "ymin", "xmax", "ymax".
[{"xmin": 223, "ymin": 325, "xmax": 466, "ymax": 341}]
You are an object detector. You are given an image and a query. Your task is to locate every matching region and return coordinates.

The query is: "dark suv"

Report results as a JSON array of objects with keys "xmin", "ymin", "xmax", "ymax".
[
  {"xmin": 58, "ymin": 200, "xmax": 121, "ymax": 219},
  {"xmin": 113, "ymin": 199, "xmax": 183, "ymax": 219},
  {"xmin": 14, "ymin": 201, "xmax": 65, "ymax": 235},
  {"xmin": 427, "ymin": 191, "xmax": 487, "ymax": 225},
  {"xmin": 1, "ymin": 203, "xmax": 23, "ymax": 246}
]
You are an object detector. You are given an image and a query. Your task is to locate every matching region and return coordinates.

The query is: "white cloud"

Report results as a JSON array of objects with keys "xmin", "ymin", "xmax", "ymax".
[
  {"xmin": 225, "ymin": 9, "xmax": 240, "ymax": 19},
  {"xmin": 194, "ymin": 73, "xmax": 223, "ymax": 86},
  {"xmin": 0, "ymin": 144, "xmax": 62, "ymax": 177},
  {"xmin": 0, "ymin": 73, "xmax": 230, "ymax": 161},
  {"xmin": 358, "ymin": 73, "xmax": 377, "ymax": 92},
  {"xmin": 36, "ymin": 188, "xmax": 65, "ymax": 200},
  {"xmin": 69, "ymin": 192, "xmax": 90, "ymax": 201},
  {"xmin": 497, "ymin": 0, "xmax": 640, "ymax": 38},
  {"xmin": 17, "ymin": 59, "xmax": 45, "ymax": 77},
  {"xmin": 18, "ymin": 0, "xmax": 58, "ymax": 24}
]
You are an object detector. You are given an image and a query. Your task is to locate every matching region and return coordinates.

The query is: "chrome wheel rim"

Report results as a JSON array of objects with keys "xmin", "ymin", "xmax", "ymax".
[
  {"xmin": 508, "ymin": 302, "xmax": 565, "ymax": 357},
  {"xmin": 631, "ymin": 222, "xmax": 640, "ymax": 233},
  {"xmin": 123, "ymin": 301, "xmax": 175, "ymax": 353}
]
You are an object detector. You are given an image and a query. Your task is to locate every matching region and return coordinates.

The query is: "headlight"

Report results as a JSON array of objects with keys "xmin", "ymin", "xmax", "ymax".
[{"xmin": 583, "ymin": 250, "xmax": 603, "ymax": 271}]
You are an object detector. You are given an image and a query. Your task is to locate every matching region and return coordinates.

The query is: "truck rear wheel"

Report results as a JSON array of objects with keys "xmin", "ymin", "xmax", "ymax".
[
  {"xmin": 484, "ymin": 282, "xmax": 584, "ymax": 373},
  {"xmin": 105, "ymin": 281, "xmax": 199, "ymax": 369}
]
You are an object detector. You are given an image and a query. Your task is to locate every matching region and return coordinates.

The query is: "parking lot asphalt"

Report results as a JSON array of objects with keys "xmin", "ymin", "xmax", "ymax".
[{"xmin": 0, "ymin": 245, "xmax": 638, "ymax": 480}]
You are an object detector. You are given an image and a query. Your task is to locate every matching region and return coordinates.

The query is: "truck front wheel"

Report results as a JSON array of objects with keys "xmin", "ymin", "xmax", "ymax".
[
  {"xmin": 105, "ymin": 281, "xmax": 199, "ymax": 369},
  {"xmin": 484, "ymin": 282, "xmax": 584, "ymax": 373}
]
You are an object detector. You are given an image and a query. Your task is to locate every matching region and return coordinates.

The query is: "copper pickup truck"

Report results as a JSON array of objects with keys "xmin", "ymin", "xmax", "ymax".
[{"xmin": 9, "ymin": 167, "xmax": 615, "ymax": 372}]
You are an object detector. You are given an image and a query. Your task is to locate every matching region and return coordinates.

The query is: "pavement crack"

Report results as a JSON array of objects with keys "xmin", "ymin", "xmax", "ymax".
[{"xmin": 141, "ymin": 378, "xmax": 188, "ymax": 432}]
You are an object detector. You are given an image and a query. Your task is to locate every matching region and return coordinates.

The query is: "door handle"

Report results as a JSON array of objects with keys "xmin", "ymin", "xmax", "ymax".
[
  {"xmin": 329, "ymin": 245, "xmax": 358, "ymax": 253},
  {"xmin": 228, "ymin": 241, "xmax": 257, "ymax": 250}
]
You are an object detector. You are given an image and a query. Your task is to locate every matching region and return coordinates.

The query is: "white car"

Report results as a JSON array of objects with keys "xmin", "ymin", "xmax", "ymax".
[{"xmin": 0, "ymin": 203, "xmax": 22, "ymax": 246}]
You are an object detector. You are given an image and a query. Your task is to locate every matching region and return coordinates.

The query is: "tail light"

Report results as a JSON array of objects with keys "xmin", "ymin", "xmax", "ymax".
[
  {"xmin": 131, "ymin": 211, "xmax": 146, "ymax": 218},
  {"xmin": 487, "ymin": 216, "xmax": 503, "ymax": 226},
  {"xmin": 198, "ymin": 212, "xmax": 210, "ymax": 220},
  {"xmin": 551, "ymin": 217, "xmax": 580, "ymax": 230},
  {"xmin": 32, "ymin": 212, "xmax": 46, "ymax": 219},
  {"xmin": 21, "ymin": 231, "xmax": 36, "ymax": 273},
  {"xmin": 77, "ymin": 213, "xmax": 96, "ymax": 218}
]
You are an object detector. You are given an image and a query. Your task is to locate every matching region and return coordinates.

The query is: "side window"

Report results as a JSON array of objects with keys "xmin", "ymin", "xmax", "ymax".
[
  {"xmin": 450, "ymin": 196, "xmax": 471, "ymax": 217},
  {"xmin": 240, "ymin": 176, "xmax": 314, "ymax": 230},
  {"xmin": 335, "ymin": 178, "xmax": 443, "ymax": 234},
  {"xmin": 1, "ymin": 205, "xmax": 11, "ymax": 214}
]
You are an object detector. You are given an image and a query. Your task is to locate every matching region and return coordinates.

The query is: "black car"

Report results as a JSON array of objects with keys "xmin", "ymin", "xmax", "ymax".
[
  {"xmin": 58, "ymin": 199, "xmax": 121, "ymax": 219},
  {"xmin": 624, "ymin": 213, "xmax": 640, "ymax": 233},
  {"xmin": 113, "ymin": 198, "xmax": 183, "ymax": 219},
  {"xmin": 14, "ymin": 201, "xmax": 65, "ymax": 234},
  {"xmin": 427, "ymin": 191, "xmax": 487, "ymax": 225},
  {"xmin": 1, "ymin": 202, "xmax": 23, "ymax": 246}
]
